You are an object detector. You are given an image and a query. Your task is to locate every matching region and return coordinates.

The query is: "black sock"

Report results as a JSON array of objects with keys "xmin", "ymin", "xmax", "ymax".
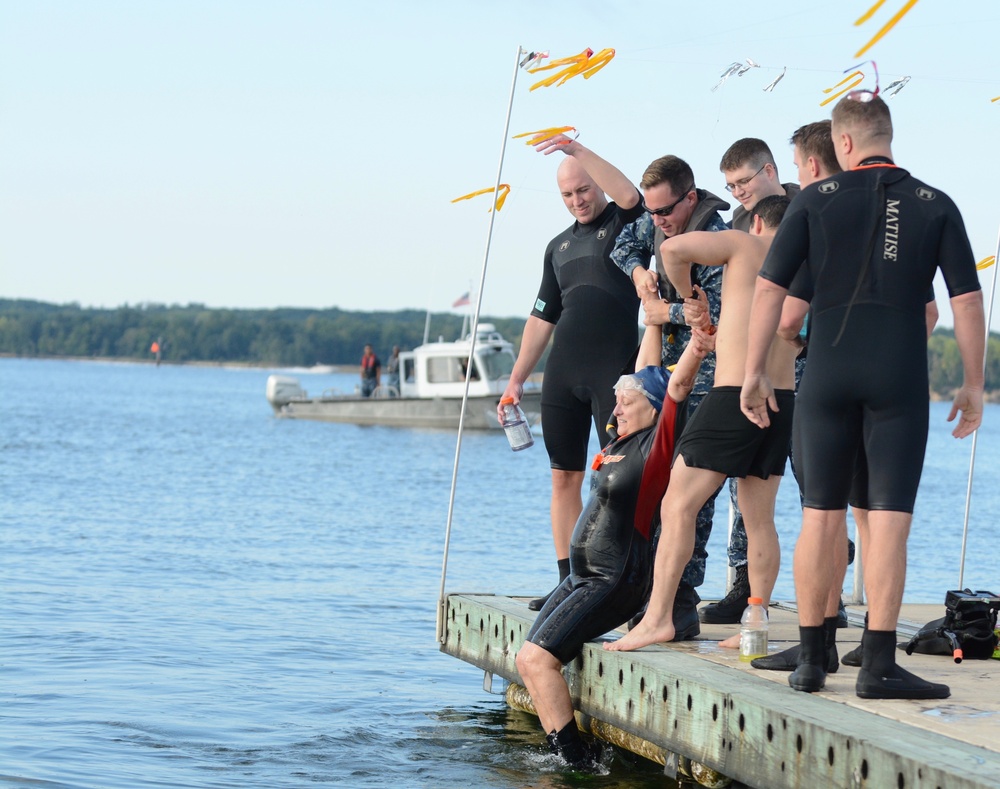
[
  {"xmin": 862, "ymin": 629, "xmax": 897, "ymax": 675},
  {"xmin": 552, "ymin": 721, "xmax": 590, "ymax": 765},
  {"xmin": 557, "ymin": 558, "xmax": 570, "ymax": 582},
  {"xmin": 823, "ymin": 617, "xmax": 838, "ymax": 649},
  {"xmin": 799, "ymin": 625, "xmax": 826, "ymax": 667}
]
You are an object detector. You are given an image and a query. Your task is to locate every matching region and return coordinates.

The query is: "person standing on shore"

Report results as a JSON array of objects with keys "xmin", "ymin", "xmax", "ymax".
[
  {"xmin": 499, "ymin": 134, "xmax": 643, "ymax": 612},
  {"xmin": 740, "ymin": 95, "xmax": 984, "ymax": 699}
]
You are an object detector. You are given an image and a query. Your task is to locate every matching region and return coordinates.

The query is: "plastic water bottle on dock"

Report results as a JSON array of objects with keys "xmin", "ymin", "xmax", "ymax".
[
  {"xmin": 739, "ymin": 597, "xmax": 768, "ymax": 662},
  {"xmin": 500, "ymin": 397, "xmax": 534, "ymax": 452}
]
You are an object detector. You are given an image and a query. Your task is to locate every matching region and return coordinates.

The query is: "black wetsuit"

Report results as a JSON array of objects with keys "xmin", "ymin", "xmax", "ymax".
[
  {"xmin": 532, "ymin": 199, "xmax": 645, "ymax": 471},
  {"xmin": 760, "ymin": 161, "xmax": 980, "ymax": 512},
  {"xmin": 527, "ymin": 396, "xmax": 687, "ymax": 663}
]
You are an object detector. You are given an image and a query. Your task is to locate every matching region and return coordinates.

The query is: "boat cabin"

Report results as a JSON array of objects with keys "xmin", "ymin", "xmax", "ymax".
[{"xmin": 398, "ymin": 323, "xmax": 516, "ymax": 399}]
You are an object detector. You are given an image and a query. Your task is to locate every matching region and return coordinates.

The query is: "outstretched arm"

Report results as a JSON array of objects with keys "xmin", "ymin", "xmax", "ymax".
[
  {"xmin": 668, "ymin": 326, "xmax": 715, "ymax": 403},
  {"xmin": 636, "ymin": 321, "xmax": 663, "ymax": 370},
  {"xmin": 660, "ymin": 230, "xmax": 741, "ymax": 298},
  {"xmin": 535, "ymin": 134, "xmax": 640, "ymax": 210},
  {"xmin": 498, "ymin": 316, "xmax": 555, "ymax": 422}
]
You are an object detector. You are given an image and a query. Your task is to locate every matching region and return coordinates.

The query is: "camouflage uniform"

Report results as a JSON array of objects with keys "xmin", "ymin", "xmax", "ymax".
[{"xmin": 611, "ymin": 191, "xmax": 730, "ymax": 588}]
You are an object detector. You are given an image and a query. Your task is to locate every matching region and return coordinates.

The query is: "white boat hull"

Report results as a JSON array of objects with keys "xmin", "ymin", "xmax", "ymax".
[{"xmin": 271, "ymin": 391, "xmax": 542, "ymax": 430}]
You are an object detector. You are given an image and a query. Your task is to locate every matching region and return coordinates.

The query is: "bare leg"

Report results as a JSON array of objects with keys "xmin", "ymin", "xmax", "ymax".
[
  {"xmin": 825, "ymin": 514, "xmax": 850, "ymax": 617},
  {"xmin": 719, "ymin": 475, "xmax": 782, "ymax": 649},
  {"xmin": 551, "ymin": 470, "xmax": 584, "ymax": 561},
  {"xmin": 605, "ymin": 459, "xmax": 724, "ymax": 651},
  {"xmin": 515, "ymin": 642, "xmax": 574, "ymax": 735},
  {"xmin": 795, "ymin": 508, "xmax": 847, "ymax": 627},
  {"xmin": 861, "ymin": 510, "xmax": 911, "ymax": 631}
]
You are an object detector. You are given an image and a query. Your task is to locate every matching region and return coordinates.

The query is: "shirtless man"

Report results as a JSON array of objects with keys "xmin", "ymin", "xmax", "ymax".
[{"xmin": 607, "ymin": 194, "xmax": 794, "ymax": 652}]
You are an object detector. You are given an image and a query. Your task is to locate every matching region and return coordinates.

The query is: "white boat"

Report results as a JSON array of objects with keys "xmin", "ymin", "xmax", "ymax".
[{"xmin": 265, "ymin": 323, "xmax": 541, "ymax": 430}]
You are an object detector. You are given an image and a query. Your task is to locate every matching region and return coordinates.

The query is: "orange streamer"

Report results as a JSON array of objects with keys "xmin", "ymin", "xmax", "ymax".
[
  {"xmin": 512, "ymin": 126, "xmax": 577, "ymax": 145},
  {"xmin": 820, "ymin": 71, "xmax": 864, "ymax": 106},
  {"xmin": 528, "ymin": 48, "xmax": 615, "ymax": 91},
  {"xmin": 854, "ymin": 0, "xmax": 920, "ymax": 58},
  {"xmin": 451, "ymin": 184, "xmax": 511, "ymax": 212}
]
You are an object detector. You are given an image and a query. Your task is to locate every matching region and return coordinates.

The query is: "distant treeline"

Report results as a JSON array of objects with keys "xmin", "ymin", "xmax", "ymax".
[
  {"xmin": 1, "ymin": 299, "xmax": 998, "ymax": 397},
  {"xmin": 0, "ymin": 299, "xmax": 528, "ymax": 366}
]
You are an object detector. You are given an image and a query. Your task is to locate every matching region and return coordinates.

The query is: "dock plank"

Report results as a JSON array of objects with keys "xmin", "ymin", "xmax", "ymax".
[{"xmin": 441, "ymin": 594, "xmax": 1000, "ymax": 789}]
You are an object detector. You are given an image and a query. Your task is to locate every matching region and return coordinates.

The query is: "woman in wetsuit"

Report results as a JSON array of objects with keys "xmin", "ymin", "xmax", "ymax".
[{"xmin": 514, "ymin": 323, "xmax": 713, "ymax": 770}]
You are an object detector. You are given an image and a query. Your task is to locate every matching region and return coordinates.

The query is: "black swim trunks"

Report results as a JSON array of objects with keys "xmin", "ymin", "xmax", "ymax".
[{"xmin": 674, "ymin": 386, "xmax": 794, "ymax": 479}]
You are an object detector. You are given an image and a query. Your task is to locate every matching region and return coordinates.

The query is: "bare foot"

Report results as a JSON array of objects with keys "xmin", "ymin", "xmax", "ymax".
[
  {"xmin": 604, "ymin": 617, "xmax": 675, "ymax": 651},
  {"xmin": 719, "ymin": 633, "xmax": 741, "ymax": 650}
]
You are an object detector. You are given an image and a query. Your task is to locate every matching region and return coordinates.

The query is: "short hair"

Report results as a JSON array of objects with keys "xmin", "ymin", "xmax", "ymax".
[
  {"xmin": 790, "ymin": 121, "xmax": 841, "ymax": 175},
  {"xmin": 719, "ymin": 138, "xmax": 775, "ymax": 172},
  {"xmin": 752, "ymin": 194, "xmax": 790, "ymax": 228},
  {"xmin": 831, "ymin": 95, "xmax": 893, "ymax": 145},
  {"xmin": 640, "ymin": 155, "xmax": 695, "ymax": 197}
]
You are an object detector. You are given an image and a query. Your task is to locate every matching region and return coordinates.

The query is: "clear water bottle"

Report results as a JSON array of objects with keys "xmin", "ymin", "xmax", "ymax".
[
  {"xmin": 739, "ymin": 596, "xmax": 768, "ymax": 662},
  {"xmin": 500, "ymin": 397, "xmax": 534, "ymax": 452}
]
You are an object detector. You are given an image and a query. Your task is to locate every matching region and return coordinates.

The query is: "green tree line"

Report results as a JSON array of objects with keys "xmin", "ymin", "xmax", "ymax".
[
  {"xmin": 1, "ymin": 299, "xmax": 998, "ymax": 396},
  {"xmin": 0, "ymin": 299, "xmax": 530, "ymax": 367}
]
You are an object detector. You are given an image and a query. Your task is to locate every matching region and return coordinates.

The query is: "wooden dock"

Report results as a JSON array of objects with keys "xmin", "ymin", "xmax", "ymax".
[{"xmin": 440, "ymin": 593, "xmax": 1000, "ymax": 788}]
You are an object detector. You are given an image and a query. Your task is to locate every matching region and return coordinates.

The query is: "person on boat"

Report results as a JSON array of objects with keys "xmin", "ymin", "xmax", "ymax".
[
  {"xmin": 606, "ymin": 152, "xmax": 730, "ymax": 640},
  {"xmin": 606, "ymin": 195, "xmax": 795, "ymax": 654},
  {"xmin": 385, "ymin": 346, "xmax": 400, "ymax": 396},
  {"xmin": 740, "ymin": 94, "xmax": 984, "ymax": 699},
  {"xmin": 498, "ymin": 136, "xmax": 644, "ymax": 615},
  {"xmin": 359, "ymin": 344, "xmax": 380, "ymax": 398},
  {"xmin": 515, "ymin": 314, "xmax": 714, "ymax": 771}
]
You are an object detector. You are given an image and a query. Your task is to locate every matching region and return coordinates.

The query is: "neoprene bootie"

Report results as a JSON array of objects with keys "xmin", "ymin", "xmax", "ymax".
[
  {"xmin": 856, "ymin": 629, "xmax": 950, "ymax": 700},
  {"xmin": 671, "ymin": 581, "xmax": 702, "ymax": 641},
  {"xmin": 546, "ymin": 721, "xmax": 601, "ymax": 770},
  {"xmin": 788, "ymin": 625, "xmax": 827, "ymax": 692},
  {"xmin": 700, "ymin": 564, "xmax": 749, "ymax": 624},
  {"xmin": 752, "ymin": 616, "xmax": 839, "ymax": 673},
  {"xmin": 841, "ymin": 612, "xmax": 868, "ymax": 667}
]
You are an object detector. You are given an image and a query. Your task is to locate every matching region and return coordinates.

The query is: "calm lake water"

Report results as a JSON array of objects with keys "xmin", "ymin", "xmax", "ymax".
[{"xmin": 2, "ymin": 359, "xmax": 998, "ymax": 788}]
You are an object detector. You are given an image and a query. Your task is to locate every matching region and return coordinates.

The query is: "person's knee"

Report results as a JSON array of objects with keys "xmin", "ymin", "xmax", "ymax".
[
  {"xmin": 517, "ymin": 642, "xmax": 558, "ymax": 679},
  {"xmin": 551, "ymin": 469, "xmax": 585, "ymax": 497}
]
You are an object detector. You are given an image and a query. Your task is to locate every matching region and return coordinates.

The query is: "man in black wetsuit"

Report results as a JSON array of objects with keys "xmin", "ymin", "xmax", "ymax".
[
  {"xmin": 515, "ymin": 320, "xmax": 712, "ymax": 770},
  {"xmin": 740, "ymin": 95, "xmax": 985, "ymax": 700},
  {"xmin": 499, "ymin": 137, "xmax": 644, "ymax": 612}
]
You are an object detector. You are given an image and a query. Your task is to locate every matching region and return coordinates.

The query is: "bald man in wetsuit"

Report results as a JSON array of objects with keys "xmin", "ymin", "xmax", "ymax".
[
  {"xmin": 741, "ymin": 95, "xmax": 984, "ymax": 699},
  {"xmin": 499, "ymin": 137, "xmax": 644, "ymax": 612}
]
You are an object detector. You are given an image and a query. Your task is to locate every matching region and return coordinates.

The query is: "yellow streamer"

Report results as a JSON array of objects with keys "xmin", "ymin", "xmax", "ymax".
[
  {"xmin": 512, "ymin": 126, "xmax": 577, "ymax": 146},
  {"xmin": 528, "ymin": 48, "xmax": 615, "ymax": 91},
  {"xmin": 991, "ymin": 95, "xmax": 1000, "ymax": 103},
  {"xmin": 451, "ymin": 184, "xmax": 511, "ymax": 212},
  {"xmin": 854, "ymin": 0, "xmax": 920, "ymax": 58},
  {"xmin": 976, "ymin": 256, "xmax": 995, "ymax": 271},
  {"xmin": 820, "ymin": 71, "xmax": 864, "ymax": 106}
]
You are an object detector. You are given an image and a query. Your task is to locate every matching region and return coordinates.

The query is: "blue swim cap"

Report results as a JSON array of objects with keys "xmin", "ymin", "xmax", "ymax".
[{"xmin": 614, "ymin": 365, "xmax": 669, "ymax": 413}]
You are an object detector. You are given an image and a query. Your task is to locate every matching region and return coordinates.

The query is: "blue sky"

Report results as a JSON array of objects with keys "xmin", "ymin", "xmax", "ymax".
[{"xmin": 2, "ymin": 1, "xmax": 998, "ymax": 328}]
